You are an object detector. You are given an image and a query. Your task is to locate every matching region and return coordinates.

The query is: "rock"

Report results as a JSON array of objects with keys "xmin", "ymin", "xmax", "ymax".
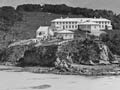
[
  {"xmin": 54, "ymin": 57, "xmax": 72, "ymax": 71},
  {"xmin": 1, "ymin": 39, "xmax": 58, "ymax": 66},
  {"xmin": 99, "ymin": 60, "xmax": 110, "ymax": 65},
  {"xmin": 99, "ymin": 43, "xmax": 115, "ymax": 64}
]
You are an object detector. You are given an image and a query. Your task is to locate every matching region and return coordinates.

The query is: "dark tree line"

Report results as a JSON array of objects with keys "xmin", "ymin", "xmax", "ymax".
[
  {"xmin": 16, "ymin": 4, "xmax": 42, "ymax": 12},
  {"xmin": 16, "ymin": 4, "xmax": 120, "ymax": 29},
  {"xmin": 0, "ymin": 4, "xmax": 120, "ymax": 30},
  {"xmin": 0, "ymin": 6, "xmax": 22, "ymax": 31},
  {"xmin": 100, "ymin": 32, "xmax": 120, "ymax": 55}
]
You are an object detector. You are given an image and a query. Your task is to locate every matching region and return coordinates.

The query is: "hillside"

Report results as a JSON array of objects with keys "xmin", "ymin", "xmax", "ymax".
[
  {"xmin": 9, "ymin": 11, "xmax": 83, "ymax": 40},
  {"xmin": 0, "ymin": 4, "xmax": 120, "ymax": 50}
]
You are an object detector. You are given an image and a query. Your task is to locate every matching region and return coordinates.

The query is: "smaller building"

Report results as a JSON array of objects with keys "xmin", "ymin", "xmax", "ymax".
[
  {"xmin": 78, "ymin": 21, "xmax": 104, "ymax": 36},
  {"xmin": 36, "ymin": 26, "xmax": 54, "ymax": 39},
  {"xmin": 56, "ymin": 30, "xmax": 74, "ymax": 40},
  {"xmin": 78, "ymin": 21, "xmax": 100, "ymax": 32}
]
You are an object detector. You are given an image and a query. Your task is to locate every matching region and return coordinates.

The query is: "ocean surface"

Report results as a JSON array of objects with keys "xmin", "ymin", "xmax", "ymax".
[{"xmin": 0, "ymin": 69, "xmax": 120, "ymax": 90}]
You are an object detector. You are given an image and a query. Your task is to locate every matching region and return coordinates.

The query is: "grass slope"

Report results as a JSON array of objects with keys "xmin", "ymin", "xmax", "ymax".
[{"xmin": 10, "ymin": 12, "xmax": 83, "ymax": 40}]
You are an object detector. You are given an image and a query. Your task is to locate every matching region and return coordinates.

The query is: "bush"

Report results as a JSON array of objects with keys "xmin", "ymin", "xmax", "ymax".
[
  {"xmin": 100, "ymin": 33, "xmax": 120, "ymax": 55},
  {"xmin": 57, "ymin": 39, "xmax": 101, "ymax": 65},
  {"xmin": 18, "ymin": 45, "xmax": 58, "ymax": 67}
]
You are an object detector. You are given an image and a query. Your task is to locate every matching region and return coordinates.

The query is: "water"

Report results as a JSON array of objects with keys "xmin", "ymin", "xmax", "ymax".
[{"xmin": 0, "ymin": 70, "xmax": 120, "ymax": 90}]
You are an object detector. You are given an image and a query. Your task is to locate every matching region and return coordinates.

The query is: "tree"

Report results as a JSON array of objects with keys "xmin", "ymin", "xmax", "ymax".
[{"xmin": 57, "ymin": 39, "xmax": 101, "ymax": 65}]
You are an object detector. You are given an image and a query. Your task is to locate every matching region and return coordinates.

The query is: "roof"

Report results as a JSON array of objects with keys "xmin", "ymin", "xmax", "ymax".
[
  {"xmin": 37, "ymin": 26, "xmax": 49, "ymax": 32},
  {"xmin": 90, "ymin": 18, "xmax": 110, "ymax": 22},
  {"xmin": 51, "ymin": 18, "xmax": 89, "ymax": 22},
  {"xmin": 51, "ymin": 17, "xmax": 110, "ymax": 22},
  {"xmin": 57, "ymin": 30, "xmax": 74, "ymax": 34},
  {"xmin": 79, "ymin": 21, "xmax": 100, "ymax": 25}
]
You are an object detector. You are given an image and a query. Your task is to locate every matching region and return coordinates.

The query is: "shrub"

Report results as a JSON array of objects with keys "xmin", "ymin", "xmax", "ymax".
[
  {"xmin": 57, "ymin": 39, "xmax": 101, "ymax": 65},
  {"xmin": 18, "ymin": 45, "xmax": 58, "ymax": 67}
]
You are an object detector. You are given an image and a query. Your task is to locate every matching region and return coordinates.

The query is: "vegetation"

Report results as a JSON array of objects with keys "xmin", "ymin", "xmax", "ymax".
[
  {"xmin": 0, "ymin": 4, "xmax": 119, "ymax": 49},
  {"xmin": 0, "ymin": 6, "xmax": 23, "ymax": 52},
  {"xmin": 0, "ymin": 44, "xmax": 58, "ymax": 67},
  {"xmin": 16, "ymin": 4, "xmax": 120, "ymax": 29},
  {"xmin": 100, "ymin": 32, "xmax": 120, "ymax": 55},
  {"xmin": 0, "ymin": 4, "xmax": 120, "ymax": 66},
  {"xmin": 0, "ymin": 6, "xmax": 22, "ymax": 31},
  {"xmin": 19, "ymin": 45, "xmax": 58, "ymax": 66},
  {"xmin": 57, "ymin": 39, "xmax": 101, "ymax": 65}
]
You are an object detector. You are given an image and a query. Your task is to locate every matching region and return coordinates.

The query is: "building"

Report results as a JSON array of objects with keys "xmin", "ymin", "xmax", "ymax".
[
  {"xmin": 36, "ymin": 26, "xmax": 54, "ymax": 39},
  {"xmin": 36, "ymin": 17, "xmax": 111, "ymax": 40},
  {"xmin": 51, "ymin": 17, "xmax": 112, "ymax": 30},
  {"xmin": 78, "ymin": 21, "xmax": 100, "ymax": 32},
  {"xmin": 56, "ymin": 30, "xmax": 74, "ymax": 40}
]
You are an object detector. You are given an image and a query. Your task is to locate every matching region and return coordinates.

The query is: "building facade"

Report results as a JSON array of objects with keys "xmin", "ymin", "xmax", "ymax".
[
  {"xmin": 78, "ymin": 21, "xmax": 100, "ymax": 32},
  {"xmin": 56, "ymin": 30, "xmax": 74, "ymax": 40},
  {"xmin": 36, "ymin": 26, "xmax": 54, "ymax": 39},
  {"xmin": 51, "ymin": 17, "xmax": 112, "ymax": 30},
  {"xmin": 78, "ymin": 21, "xmax": 107, "ymax": 36}
]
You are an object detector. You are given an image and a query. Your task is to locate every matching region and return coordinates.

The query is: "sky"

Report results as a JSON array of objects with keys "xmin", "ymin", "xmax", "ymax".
[{"xmin": 0, "ymin": 0, "xmax": 120, "ymax": 14}]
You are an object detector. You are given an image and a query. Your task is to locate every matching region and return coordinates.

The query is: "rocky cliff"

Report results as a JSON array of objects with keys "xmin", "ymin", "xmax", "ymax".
[{"xmin": 0, "ymin": 39, "xmax": 117, "ymax": 69}]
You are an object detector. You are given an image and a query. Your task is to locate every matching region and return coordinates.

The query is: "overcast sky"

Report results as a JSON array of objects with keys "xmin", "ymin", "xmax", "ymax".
[{"xmin": 0, "ymin": 0, "xmax": 120, "ymax": 14}]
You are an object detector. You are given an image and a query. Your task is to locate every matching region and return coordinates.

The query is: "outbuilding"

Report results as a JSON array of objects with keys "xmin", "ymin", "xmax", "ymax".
[
  {"xmin": 36, "ymin": 26, "xmax": 54, "ymax": 39},
  {"xmin": 56, "ymin": 30, "xmax": 74, "ymax": 40}
]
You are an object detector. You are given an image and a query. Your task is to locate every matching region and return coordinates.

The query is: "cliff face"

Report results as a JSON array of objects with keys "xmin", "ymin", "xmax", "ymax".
[
  {"xmin": 0, "ymin": 39, "xmax": 116, "ymax": 68},
  {"xmin": 56, "ymin": 39, "xmax": 116, "ymax": 66}
]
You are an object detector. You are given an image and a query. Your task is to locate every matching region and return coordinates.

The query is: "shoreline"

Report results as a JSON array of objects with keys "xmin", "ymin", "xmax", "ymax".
[{"xmin": 0, "ymin": 64, "xmax": 120, "ymax": 76}]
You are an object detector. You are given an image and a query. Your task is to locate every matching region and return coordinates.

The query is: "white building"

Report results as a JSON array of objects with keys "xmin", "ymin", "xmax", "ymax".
[
  {"xmin": 36, "ymin": 26, "xmax": 54, "ymax": 39},
  {"xmin": 78, "ymin": 21, "xmax": 100, "ymax": 32},
  {"xmin": 56, "ymin": 30, "xmax": 74, "ymax": 40},
  {"xmin": 78, "ymin": 21, "xmax": 107, "ymax": 36},
  {"xmin": 51, "ymin": 17, "xmax": 112, "ymax": 30},
  {"xmin": 36, "ymin": 26, "xmax": 74, "ymax": 40}
]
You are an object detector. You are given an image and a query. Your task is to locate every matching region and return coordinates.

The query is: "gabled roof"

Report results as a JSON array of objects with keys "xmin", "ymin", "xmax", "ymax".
[
  {"xmin": 79, "ymin": 21, "xmax": 100, "ymax": 25},
  {"xmin": 51, "ymin": 17, "xmax": 110, "ymax": 22},
  {"xmin": 51, "ymin": 18, "xmax": 89, "ymax": 22},
  {"xmin": 37, "ymin": 26, "xmax": 49, "ymax": 32}
]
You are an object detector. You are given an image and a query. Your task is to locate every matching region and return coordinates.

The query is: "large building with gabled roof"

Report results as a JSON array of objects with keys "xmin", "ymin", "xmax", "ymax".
[{"xmin": 51, "ymin": 17, "xmax": 112, "ymax": 30}]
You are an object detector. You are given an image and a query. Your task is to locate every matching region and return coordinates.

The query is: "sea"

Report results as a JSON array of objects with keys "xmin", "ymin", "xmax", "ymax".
[{"xmin": 0, "ymin": 68, "xmax": 119, "ymax": 90}]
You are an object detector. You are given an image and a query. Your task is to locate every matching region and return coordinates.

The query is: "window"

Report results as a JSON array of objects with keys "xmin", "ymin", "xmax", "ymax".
[
  {"xmin": 102, "ymin": 25, "xmax": 104, "ymax": 28},
  {"xmin": 63, "ymin": 26, "xmax": 65, "ymax": 29},
  {"xmin": 75, "ymin": 25, "xmax": 78, "ymax": 28},
  {"xmin": 102, "ymin": 21, "xmax": 104, "ymax": 24},
  {"xmin": 99, "ymin": 21, "xmax": 101, "ymax": 24},
  {"xmin": 39, "ymin": 32, "xmax": 44, "ymax": 35},
  {"xmin": 72, "ymin": 25, "xmax": 74, "ymax": 28},
  {"xmin": 104, "ymin": 22, "xmax": 106, "ymax": 25},
  {"xmin": 75, "ymin": 22, "xmax": 77, "ymax": 24},
  {"xmin": 66, "ymin": 25, "xmax": 68, "ymax": 29},
  {"xmin": 39, "ymin": 32, "xmax": 42, "ymax": 35},
  {"xmin": 96, "ymin": 21, "xmax": 98, "ymax": 23},
  {"xmin": 100, "ymin": 26, "xmax": 102, "ymax": 28},
  {"xmin": 69, "ymin": 25, "xmax": 71, "ymax": 28}
]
